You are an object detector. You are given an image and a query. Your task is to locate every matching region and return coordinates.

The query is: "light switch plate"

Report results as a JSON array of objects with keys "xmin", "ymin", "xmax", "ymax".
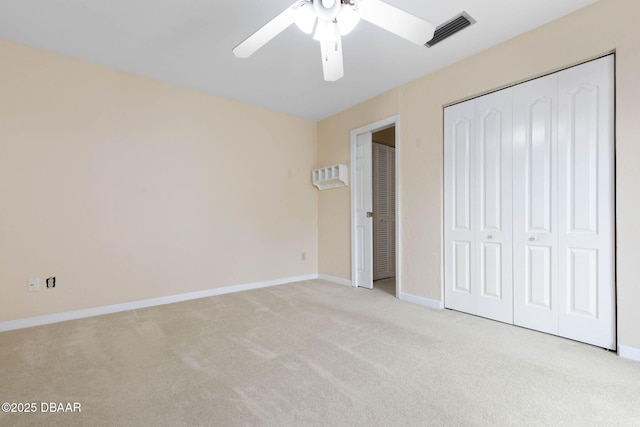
[{"xmin": 28, "ymin": 277, "xmax": 40, "ymax": 292}]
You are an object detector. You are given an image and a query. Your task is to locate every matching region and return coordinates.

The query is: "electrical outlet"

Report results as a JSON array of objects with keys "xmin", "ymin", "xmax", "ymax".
[
  {"xmin": 28, "ymin": 277, "xmax": 40, "ymax": 292},
  {"xmin": 46, "ymin": 277, "xmax": 56, "ymax": 289}
]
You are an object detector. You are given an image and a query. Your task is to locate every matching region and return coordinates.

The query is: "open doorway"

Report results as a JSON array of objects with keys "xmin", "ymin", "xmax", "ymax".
[
  {"xmin": 372, "ymin": 127, "xmax": 396, "ymax": 297},
  {"xmin": 350, "ymin": 116, "xmax": 399, "ymax": 298}
]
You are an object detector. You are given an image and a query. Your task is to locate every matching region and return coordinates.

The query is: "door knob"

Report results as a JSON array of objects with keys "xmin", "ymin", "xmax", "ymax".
[
  {"xmin": 366, "ymin": 211, "xmax": 373, "ymax": 218},
  {"xmin": 487, "ymin": 234, "xmax": 494, "ymax": 240},
  {"xmin": 529, "ymin": 236, "xmax": 537, "ymax": 242}
]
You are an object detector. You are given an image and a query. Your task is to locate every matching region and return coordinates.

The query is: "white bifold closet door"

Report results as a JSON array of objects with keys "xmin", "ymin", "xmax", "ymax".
[
  {"xmin": 444, "ymin": 55, "xmax": 615, "ymax": 349},
  {"xmin": 444, "ymin": 89, "xmax": 513, "ymax": 324},
  {"xmin": 512, "ymin": 74, "xmax": 560, "ymax": 335},
  {"xmin": 373, "ymin": 142, "xmax": 396, "ymax": 281},
  {"xmin": 513, "ymin": 57, "xmax": 615, "ymax": 348}
]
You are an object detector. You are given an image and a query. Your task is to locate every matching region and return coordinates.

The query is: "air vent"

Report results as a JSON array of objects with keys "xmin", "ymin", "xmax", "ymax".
[{"xmin": 426, "ymin": 12, "xmax": 475, "ymax": 48}]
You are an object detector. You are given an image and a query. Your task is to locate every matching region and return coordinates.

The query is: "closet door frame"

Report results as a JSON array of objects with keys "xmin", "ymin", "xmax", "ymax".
[{"xmin": 443, "ymin": 55, "xmax": 616, "ymax": 349}]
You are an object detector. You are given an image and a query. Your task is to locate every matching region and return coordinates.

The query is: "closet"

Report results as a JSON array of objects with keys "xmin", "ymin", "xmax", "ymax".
[
  {"xmin": 373, "ymin": 142, "xmax": 396, "ymax": 280},
  {"xmin": 444, "ymin": 55, "xmax": 615, "ymax": 349}
]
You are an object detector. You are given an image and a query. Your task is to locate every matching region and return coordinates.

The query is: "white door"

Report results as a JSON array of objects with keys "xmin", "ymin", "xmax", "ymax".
[
  {"xmin": 444, "ymin": 91, "xmax": 513, "ymax": 323},
  {"xmin": 556, "ymin": 56, "xmax": 615, "ymax": 349},
  {"xmin": 512, "ymin": 55, "xmax": 615, "ymax": 349},
  {"xmin": 373, "ymin": 142, "xmax": 396, "ymax": 281},
  {"xmin": 474, "ymin": 90, "xmax": 513, "ymax": 323},
  {"xmin": 355, "ymin": 132, "xmax": 373, "ymax": 289},
  {"xmin": 445, "ymin": 55, "xmax": 615, "ymax": 349},
  {"xmin": 512, "ymin": 75, "xmax": 560, "ymax": 335},
  {"xmin": 444, "ymin": 100, "xmax": 476, "ymax": 314}
]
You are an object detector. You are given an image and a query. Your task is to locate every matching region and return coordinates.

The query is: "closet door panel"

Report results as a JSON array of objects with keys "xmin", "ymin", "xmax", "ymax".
[
  {"xmin": 373, "ymin": 143, "xmax": 393, "ymax": 281},
  {"xmin": 526, "ymin": 246, "xmax": 553, "ymax": 309},
  {"xmin": 453, "ymin": 120, "xmax": 472, "ymax": 232},
  {"xmin": 527, "ymin": 98, "xmax": 554, "ymax": 233},
  {"xmin": 445, "ymin": 101, "xmax": 477, "ymax": 314},
  {"xmin": 557, "ymin": 55, "xmax": 615, "ymax": 349},
  {"xmin": 475, "ymin": 90, "xmax": 513, "ymax": 323},
  {"xmin": 513, "ymin": 75, "xmax": 559, "ymax": 335}
]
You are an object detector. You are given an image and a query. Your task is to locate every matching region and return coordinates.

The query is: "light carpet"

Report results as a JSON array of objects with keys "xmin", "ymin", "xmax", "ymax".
[{"xmin": 1, "ymin": 279, "xmax": 639, "ymax": 426}]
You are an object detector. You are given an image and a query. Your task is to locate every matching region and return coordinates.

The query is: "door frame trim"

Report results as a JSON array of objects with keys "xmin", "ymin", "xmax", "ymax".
[{"xmin": 350, "ymin": 115, "xmax": 400, "ymax": 297}]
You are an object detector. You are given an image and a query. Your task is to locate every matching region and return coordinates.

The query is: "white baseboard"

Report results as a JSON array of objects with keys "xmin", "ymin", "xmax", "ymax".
[
  {"xmin": 0, "ymin": 274, "xmax": 319, "ymax": 333},
  {"xmin": 399, "ymin": 292, "xmax": 444, "ymax": 310},
  {"xmin": 318, "ymin": 274, "xmax": 353, "ymax": 287},
  {"xmin": 618, "ymin": 345, "xmax": 640, "ymax": 362}
]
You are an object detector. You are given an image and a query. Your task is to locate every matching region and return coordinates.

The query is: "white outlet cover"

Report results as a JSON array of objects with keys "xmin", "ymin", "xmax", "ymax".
[{"xmin": 28, "ymin": 277, "xmax": 40, "ymax": 292}]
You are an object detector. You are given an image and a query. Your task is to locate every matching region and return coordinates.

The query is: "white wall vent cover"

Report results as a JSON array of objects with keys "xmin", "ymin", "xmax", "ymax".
[{"xmin": 312, "ymin": 164, "xmax": 348, "ymax": 190}]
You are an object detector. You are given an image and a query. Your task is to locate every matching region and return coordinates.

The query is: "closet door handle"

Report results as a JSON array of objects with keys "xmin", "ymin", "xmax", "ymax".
[
  {"xmin": 487, "ymin": 234, "xmax": 494, "ymax": 240},
  {"xmin": 529, "ymin": 236, "xmax": 537, "ymax": 242}
]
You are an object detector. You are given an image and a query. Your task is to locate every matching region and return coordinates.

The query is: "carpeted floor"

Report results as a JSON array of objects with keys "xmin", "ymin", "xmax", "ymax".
[
  {"xmin": 373, "ymin": 277, "xmax": 396, "ymax": 297},
  {"xmin": 1, "ymin": 279, "xmax": 639, "ymax": 426}
]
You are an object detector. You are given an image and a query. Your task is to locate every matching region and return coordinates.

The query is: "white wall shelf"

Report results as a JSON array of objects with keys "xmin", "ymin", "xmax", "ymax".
[{"xmin": 312, "ymin": 164, "xmax": 348, "ymax": 190}]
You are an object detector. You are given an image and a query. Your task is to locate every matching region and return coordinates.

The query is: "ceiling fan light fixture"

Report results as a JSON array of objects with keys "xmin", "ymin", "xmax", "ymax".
[
  {"xmin": 293, "ymin": 2, "xmax": 317, "ymax": 34},
  {"xmin": 313, "ymin": 19, "xmax": 338, "ymax": 42},
  {"xmin": 338, "ymin": 4, "xmax": 360, "ymax": 36}
]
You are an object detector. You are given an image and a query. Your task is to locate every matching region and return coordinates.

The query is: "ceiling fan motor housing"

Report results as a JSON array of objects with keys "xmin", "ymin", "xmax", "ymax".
[{"xmin": 313, "ymin": 0, "xmax": 342, "ymax": 21}]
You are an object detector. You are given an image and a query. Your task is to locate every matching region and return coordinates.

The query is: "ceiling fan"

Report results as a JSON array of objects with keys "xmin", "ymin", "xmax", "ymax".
[{"xmin": 232, "ymin": 0, "xmax": 435, "ymax": 82}]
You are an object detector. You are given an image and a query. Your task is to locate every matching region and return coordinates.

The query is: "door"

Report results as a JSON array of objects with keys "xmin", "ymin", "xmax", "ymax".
[
  {"xmin": 373, "ymin": 142, "xmax": 396, "ymax": 281},
  {"xmin": 512, "ymin": 56, "xmax": 616, "ymax": 349},
  {"xmin": 444, "ymin": 55, "xmax": 615, "ymax": 349},
  {"xmin": 444, "ymin": 90, "xmax": 513, "ymax": 323},
  {"xmin": 354, "ymin": 132, "xmax": 373, "ymax": 289},
  {"xmin": 556, "ymin": 56, "xmax": 615, "ymax": 349},
  {"xmin": 444, "ymin": 100, "xmax": 476, "ymax": 314},
  {"xmin": 474, "ymin": 90, "xmax": 513, "ymax": 323},
  {"xmin": 512, "ymin": 75, "xmax": 560, "ymax": 335}
]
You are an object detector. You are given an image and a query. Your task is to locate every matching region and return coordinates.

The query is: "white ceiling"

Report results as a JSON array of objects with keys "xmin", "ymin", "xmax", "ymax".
[{"xmin": 0, "ymin": 0, "xmax": 597, "ymax": 121}]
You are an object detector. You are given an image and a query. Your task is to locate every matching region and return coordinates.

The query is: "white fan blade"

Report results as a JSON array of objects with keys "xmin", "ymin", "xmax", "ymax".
[
  {"xmin": 358, "ymin": 0, "xmax": 435, "ymax": 46},
  {"xmin": 232, "ymin": 5, "xmax": 296, "ymax": 58},
  {"xmin": 320, "ymin": 35, "xmax": 344, "ymax": 82}
]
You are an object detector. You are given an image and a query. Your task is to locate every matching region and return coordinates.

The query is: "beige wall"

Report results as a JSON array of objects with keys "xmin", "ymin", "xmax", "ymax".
[
  {"xmin": 318, "ymin": 0, "xmax": 640, "ymax": 349},
  {"xmin": 0, "ymin": 39, "xmax": 318, "ymax": 322},
  {"xmin": 317, "ymin": 89, "xmax": 398, "ymax": 278}
]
